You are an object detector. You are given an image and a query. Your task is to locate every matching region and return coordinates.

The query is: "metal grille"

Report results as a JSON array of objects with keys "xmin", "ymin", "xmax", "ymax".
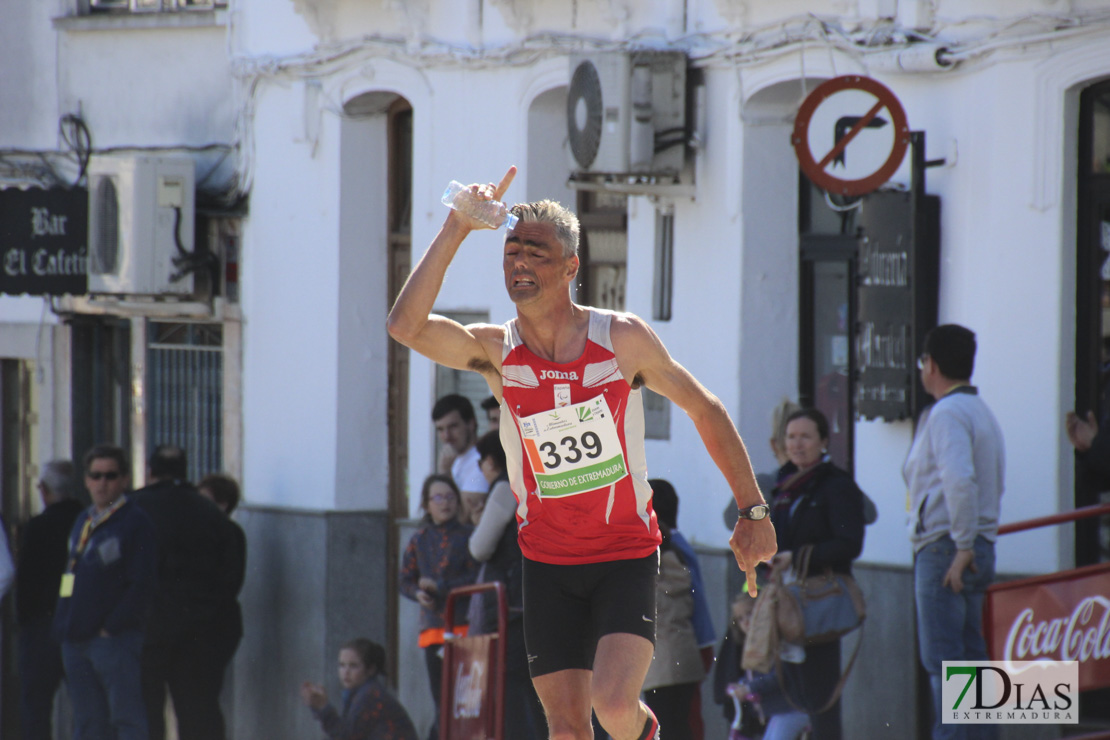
[{"xmin": 147, "ymin": 322, "xmax": 223, "ymax": 483}]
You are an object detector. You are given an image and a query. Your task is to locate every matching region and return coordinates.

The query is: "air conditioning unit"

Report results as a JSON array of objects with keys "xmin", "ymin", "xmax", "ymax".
[
  {"xmin": 566, "ymin": 51, "xmax": 687, "ymax": 176},
  {"xmin": 87, "ymin": 154, "xmax": 195, "ymax": 296}
]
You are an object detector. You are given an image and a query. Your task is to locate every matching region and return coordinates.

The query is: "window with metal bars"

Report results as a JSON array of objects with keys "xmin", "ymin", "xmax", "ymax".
[{"xmin": 146, "ymin": 322, "xmax": 223, "ymax": 484}]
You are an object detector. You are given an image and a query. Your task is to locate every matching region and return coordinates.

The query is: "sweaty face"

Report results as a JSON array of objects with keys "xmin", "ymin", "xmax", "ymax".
[
  {"xmin": 435, "ymin": 410, "xmax": 475, "ymax": 454},
  {"xmin": 85, "ymin": 458, "xmax": 129, "ymax": 512},
  {"xmin": 784, "ymin": 417, "xmax": 826, "ymax": 471},
  {"xmin": 337, "ymin": 648, "xmax": 371, "ymax": 690},
  {"xmin": 503, "ymin": 222, "xmax": 577, "ymax": 305}
]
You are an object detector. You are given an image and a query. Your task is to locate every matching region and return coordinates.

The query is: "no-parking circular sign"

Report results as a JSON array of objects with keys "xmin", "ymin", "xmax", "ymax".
[{"xmin": 791, "ymin": 76, "xmax": 910, "ymax": 196}]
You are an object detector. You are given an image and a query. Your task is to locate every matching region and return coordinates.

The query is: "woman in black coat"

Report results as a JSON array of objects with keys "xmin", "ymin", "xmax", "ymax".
[{"xmin": 769, "ymin": 408, "xmax": 866, "ymax": 740}]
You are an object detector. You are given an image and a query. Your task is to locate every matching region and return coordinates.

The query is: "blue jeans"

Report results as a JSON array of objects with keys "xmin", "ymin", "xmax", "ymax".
[
  {"xmin": 914, "ymin": 536, "xmax": 998, "ymax": 740},
  {"xmin": 763, "ymin": 711, "xmax": 810, "ymax": 740},
  {"xmin": 62, "ymin": 631, "xmax": 149, "ymax": 740}
]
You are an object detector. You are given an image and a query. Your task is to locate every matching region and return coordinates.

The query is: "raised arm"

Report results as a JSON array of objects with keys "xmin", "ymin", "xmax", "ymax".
[
  {"xmin": 386, "ymin": 167, "xmax": 516, "ymax": 378},
  {"xmin": 611, "ymin": 314, "xmax": 777, "ymax": 595}
]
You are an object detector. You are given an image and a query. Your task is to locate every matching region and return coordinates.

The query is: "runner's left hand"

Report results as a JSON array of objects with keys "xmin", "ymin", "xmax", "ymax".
[{"xmin": 729, "ymin": 517, "xmax": 777, "ymax": 597}]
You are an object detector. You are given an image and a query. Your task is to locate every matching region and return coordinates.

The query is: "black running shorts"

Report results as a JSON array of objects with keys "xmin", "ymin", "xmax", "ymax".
[{"xmin": 522, "ymin": 551, "xmax": 659, "ymax": 678}]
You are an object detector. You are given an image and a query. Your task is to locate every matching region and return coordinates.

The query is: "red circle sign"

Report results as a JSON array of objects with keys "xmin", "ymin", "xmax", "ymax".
[{"xmin": 792, "ymin": 76, "xmax": 910, "ymax": 197}]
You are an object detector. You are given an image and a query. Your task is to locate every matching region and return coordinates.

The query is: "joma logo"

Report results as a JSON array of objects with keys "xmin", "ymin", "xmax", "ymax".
[{"xmin": 540, "ymin": 370, "xmax": 578, "ymax": 380}]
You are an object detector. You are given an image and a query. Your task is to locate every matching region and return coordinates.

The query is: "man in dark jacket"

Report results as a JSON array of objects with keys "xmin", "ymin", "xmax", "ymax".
[
  {"xmin": 131, "ymin": 445, "xmax": 243, "ymax": 740},
  {"xmin": 53, "ymin": 444, "xmax": 158, "ymax": 740},
  {"xmin": 17, "ymin": 460, "xmax": 86, "ymax": 740}
]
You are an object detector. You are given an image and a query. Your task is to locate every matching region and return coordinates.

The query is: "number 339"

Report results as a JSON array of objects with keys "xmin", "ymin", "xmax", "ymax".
[{"xmin": 539, "ymin": 431, "xmax": 603, "ymax": 469}]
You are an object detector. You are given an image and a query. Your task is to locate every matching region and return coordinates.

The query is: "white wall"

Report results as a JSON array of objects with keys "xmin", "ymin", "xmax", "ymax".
[
  {"xmin": 241, "ymin": 82, "xmax": 342, "ymax": 509},
  {"xmin": 335, "ymin": 109, "xmax": 391, "ymax": 511},
  {"xmin": 0, "ymin": 0, "xmax": 61, "ymax": 147},
  {"xmin": 59, "ymin": 25, "xmax": 233, "ymax": 149}
]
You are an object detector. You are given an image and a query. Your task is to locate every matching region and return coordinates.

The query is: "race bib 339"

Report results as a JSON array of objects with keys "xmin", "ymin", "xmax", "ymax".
[{"xmin": 517, "ymin": 395, "xmax": 628, "ymax": 497}]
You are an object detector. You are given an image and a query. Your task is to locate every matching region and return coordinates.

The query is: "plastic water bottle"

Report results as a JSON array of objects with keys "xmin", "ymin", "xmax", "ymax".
[{"xmin": 441, "ymin": 181, "xmax": 518, "ymax": 230}]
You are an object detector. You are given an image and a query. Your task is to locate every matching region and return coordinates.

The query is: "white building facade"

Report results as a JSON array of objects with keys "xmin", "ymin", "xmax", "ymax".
[{"xmin": 1, "ymin": 0, "xmax": 1108, "ymax": 737}]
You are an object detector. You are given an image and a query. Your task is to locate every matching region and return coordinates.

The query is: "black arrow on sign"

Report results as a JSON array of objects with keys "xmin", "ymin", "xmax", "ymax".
[{"xmin": 832, "ymin": 115, "xmax": 888, "ymax": 167}]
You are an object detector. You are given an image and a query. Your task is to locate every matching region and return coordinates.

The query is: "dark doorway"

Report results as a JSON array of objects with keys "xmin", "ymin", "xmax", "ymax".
[
  {"xmin": 70, "ymin": 316, "xmax": 132, "ymax": 465},
  {"xmin": 386, "ymin": 96, "xmax": 413, "ymax": 686},
  {"xmin": 1075, "ymin": 80, "xmax": 1110, "ymax": 569},
  {"xmin": 799, "ymin": 176, "xmax": 858, "ymax": 473}
]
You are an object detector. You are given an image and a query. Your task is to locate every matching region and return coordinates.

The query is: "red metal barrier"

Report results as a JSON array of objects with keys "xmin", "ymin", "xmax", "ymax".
[
  {"xmin": 985, "ymin": 503, "xmax": 1110, "ymax": 692},
  {"xmin": 997, "ymin": 502, "xmax": 1110, "ymax": 536},
  {"xmin": 440, "ymin": 582, "xmax": 508, "ymax": 740}
]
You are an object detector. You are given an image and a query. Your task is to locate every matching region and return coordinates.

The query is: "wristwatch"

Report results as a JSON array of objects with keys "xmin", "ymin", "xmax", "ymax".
[{"xmin": 736, "ymin": 503, "xmax": 771, "ymax": 521}]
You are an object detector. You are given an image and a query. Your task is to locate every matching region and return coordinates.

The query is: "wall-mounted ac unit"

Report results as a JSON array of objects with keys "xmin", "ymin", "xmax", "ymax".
[
  {"xmin": 87, "ymin": 154, "xmax": 195, "ymax": 296},
  {"xmin": 566, "ymin": 51, "xmax": 687, "ymax": 176}
]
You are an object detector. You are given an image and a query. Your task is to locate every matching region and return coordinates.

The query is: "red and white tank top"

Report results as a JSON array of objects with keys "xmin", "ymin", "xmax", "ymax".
[{"xmin": 499, "ymin": 308, "xmax": 661, "ymax": 565}]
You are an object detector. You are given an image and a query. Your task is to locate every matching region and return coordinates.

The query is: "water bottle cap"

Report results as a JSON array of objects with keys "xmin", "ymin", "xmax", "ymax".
[{"xmin": 504, "ymin": 213, "xmax": 519, "ymax": 230}]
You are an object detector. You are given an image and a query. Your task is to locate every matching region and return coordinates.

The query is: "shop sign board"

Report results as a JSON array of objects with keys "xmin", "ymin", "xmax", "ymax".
[
  {"xmin": 0, "ymin": 186, "xmax": 88, "ymax": 296},
  {"xmin": 856, "ymin": 189, "xmax": 938, "ymax": 421}
]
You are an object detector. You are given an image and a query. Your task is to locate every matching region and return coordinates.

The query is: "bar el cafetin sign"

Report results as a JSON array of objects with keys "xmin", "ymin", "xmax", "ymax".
[{"xmin": 0, "ymin": 186, "xmax": 88, "ymax": 296}]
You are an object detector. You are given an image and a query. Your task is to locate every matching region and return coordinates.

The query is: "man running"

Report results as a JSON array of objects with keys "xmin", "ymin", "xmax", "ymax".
[{"xmin": 387, "ymin": 166, "xmax": 776, "ymax": 740}]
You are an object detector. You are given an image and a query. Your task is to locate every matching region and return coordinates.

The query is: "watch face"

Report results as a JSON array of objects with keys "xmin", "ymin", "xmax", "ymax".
[{"xmin": 741, "ymin": 504, "xmax": 770, "ymax": 520}]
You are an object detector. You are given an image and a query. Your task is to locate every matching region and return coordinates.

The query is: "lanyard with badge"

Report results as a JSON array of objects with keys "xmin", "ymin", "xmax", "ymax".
[{"xmin": 59, "ymin": 497, "xmax": 125, "ymax": 598}]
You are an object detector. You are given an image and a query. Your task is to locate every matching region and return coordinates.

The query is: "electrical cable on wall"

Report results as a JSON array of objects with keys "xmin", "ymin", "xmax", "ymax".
[
  {"xmin": 168, "ymin": 206, "xmax": 217, "ymax": 284},
  {"xmin": 221, "ymin": 7, "xmax": 1110, "ymax": 202},
  {"xmin": 59, "ymin": 114, "xmax": 92, "ymax": 187}
]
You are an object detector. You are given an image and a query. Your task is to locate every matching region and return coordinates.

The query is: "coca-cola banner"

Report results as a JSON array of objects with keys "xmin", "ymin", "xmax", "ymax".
[
  {"xmin": 984, "ymin": 562, "xmax": 1110, "ymax": 691},
  {"xmin": 442, "ymin": 634, "xmax": 498, "ymax": 739}
]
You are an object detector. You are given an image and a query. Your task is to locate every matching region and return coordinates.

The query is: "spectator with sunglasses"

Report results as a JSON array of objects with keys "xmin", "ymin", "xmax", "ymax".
[{"xmin": 53, "ymin": 444, "xmax": 158, "ymax": 740}]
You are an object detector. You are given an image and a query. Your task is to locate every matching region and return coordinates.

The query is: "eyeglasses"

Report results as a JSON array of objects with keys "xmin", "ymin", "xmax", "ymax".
[
  {"xmin": 87, "ymin": 471, "xmax": 121, "ymax": 481},
  {"xmin": 916, "ymin": 353, "xmax": 929, "ymax": 370},
  {"xmin": 430, "ymin": 493, "xmax": 456, "ymax": 504}
]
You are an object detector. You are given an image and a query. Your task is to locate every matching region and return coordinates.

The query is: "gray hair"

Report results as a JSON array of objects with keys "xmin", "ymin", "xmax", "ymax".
[
  {"xmin": 40, "ymin": 459, "xmax": 78, "ymax": 499},
  {"xmin": 509, "ymin": 199, "xmax": 580, "ymax": 259}
]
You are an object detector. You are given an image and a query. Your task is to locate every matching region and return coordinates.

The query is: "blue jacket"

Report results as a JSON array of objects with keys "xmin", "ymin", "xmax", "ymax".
[
  {"xmin": 52, "ymin": 497, "xmax": 159, "ymax": 643},
  {"xmin": 399, "ymin": 518, "xmax": 477, "ymax": 634}
]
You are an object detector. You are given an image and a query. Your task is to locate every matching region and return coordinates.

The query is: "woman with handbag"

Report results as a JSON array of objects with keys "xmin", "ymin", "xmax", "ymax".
[{"xmin": 769, "ymin": 408, "xmax": 866, "ymax": 740}]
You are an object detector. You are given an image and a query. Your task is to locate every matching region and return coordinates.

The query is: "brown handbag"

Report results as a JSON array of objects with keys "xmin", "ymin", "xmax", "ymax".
[
  {"xmin": 776, "ymin": 545, "xmax": 866, "ymax": 645},
  {"xmin": 774, "ymin": 545, "xmax": 867, "ymax": 715},
  {"xmin": 739, "ymin": 580, "xmax": 781, "ymax": 674}
]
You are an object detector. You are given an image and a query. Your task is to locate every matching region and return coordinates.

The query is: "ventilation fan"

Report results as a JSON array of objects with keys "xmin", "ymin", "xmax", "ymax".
[
  {"xmin": 568, "ymin": 58, "xmax": 605, "ymax": 170},
  {"xmin": 86, "ymin": 154, "xmax": 196, "ymax": 296},
  {"xmin": 566, "ymin": 52, "xmax": 687, "ymax": 176},
  {"xmin": 91, "ymin": 177, "xmax": 120, "ymax": 275}
]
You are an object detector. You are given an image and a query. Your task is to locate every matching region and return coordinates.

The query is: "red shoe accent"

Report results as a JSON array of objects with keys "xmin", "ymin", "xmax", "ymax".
[{"xmin": 636, "ymin": 709, "xmax": 660, "ymax": 740}]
